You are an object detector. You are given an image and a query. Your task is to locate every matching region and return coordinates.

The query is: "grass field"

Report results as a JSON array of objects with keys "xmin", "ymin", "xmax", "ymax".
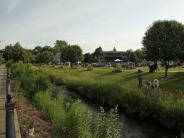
[{"xmin": 44, "ymin": 66, "xmax": 184, "ymax": 91}]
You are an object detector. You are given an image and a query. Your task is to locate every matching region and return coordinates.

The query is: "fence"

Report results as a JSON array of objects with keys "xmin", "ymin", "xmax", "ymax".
[{"xmin": 6, "ymin": 68, "xmax": 16, "ymax": 138}]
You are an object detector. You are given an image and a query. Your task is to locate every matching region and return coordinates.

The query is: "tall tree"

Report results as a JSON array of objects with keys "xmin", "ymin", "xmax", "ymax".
[
  {"xmin": 3, "ymin": 44, "xmax": 14, "ymax": 61},
  {"xmin": 126, "ymin": 49, "xmax": 136, "ymax": 62},
  {"xmin": 3, "ymin": 42, "xmax": 24, "ymax": 62},
  {"xmin": 12, "ymin": 42, "xmax": 24, "ymax": 62},
  {"xmin": 54, "ymin": 40, "xmax": 68, "ymax": 53},
  {"xmin": 134, "ymin": 49, "xmax": 146, "ymax": 62},
  {"xmin": 84, "ymin": 53, "xmax": 94, "ymax": 63},
  {"xmin": 54, "ymin": 40, "xmax": 68, "ymax": 62},
  {"xmin": 62, "ymin": 45, "xmax": 83, "ymax": 64},
  {"xmin": 39, "ymin": 51, "xmax": 54, "ymax": 64},
  {"xmin": 42, "ymin": 46, "xmax": 53, "ymax": 52},
  {"xmin": 33, "ymin": 46, "xmax": 42, "ymax": 55},
  {"xmin": 22, "ymin": 50, "xmax": 34, "ymax": 63},
  {"xmin": 142, "ymin": 20, "xmax": 184, "ymax": 77},
  {"xmin": 93, "ymin": 46, "xmax": 103, "ymax": 63}
]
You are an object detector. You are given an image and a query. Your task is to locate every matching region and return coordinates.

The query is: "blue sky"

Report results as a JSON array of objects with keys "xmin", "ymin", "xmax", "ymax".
[{"xmin": 0, "ymin": 0, "xmax": 184, "ymax": 53}]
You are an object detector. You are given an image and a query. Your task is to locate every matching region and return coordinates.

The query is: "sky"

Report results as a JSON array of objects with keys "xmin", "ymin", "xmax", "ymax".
[{"xmin": 0, "ymin": 0, "xmax": 184, "ymax": 53}]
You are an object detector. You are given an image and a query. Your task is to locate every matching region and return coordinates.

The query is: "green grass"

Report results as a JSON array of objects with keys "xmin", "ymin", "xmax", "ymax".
[
  {"xmin": 39, "ymin": 65, "xmax": 184, "ymax": 131},
  {"xmin": 12, "ymin": 63, "xmax": 122, "ymax": 138},
  {"xmin": 11, "ymin": 63, "xmax": 184, "ymax": 131},
  {"xmin": 44, "ymin": 66, "xmax": 184, "ymax": 91}
]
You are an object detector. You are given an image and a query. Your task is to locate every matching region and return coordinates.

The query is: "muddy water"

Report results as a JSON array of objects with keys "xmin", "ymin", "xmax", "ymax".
[{"xmin": 65, "ymin": 90, "xmax": 177, "ymax": 138}]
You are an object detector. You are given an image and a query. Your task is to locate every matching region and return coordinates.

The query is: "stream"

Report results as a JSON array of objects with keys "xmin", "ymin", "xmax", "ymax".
[{"xmin": 65, "ymin": 90, "xmax": 177, "ymax": 138}]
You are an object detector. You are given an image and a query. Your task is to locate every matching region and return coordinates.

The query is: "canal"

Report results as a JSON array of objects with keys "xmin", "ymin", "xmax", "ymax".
[{"xmin": 65, "ymin": 90, "xmax": 177, "ymax": 138}]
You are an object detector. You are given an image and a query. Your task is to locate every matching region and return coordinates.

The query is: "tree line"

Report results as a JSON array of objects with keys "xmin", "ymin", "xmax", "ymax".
[
  {"xmin": 0, "ymin": 40, "xmax": 83, "ymax": 64},
  {"xmin": 0, "ymin": 40, "xmax": 146, "ymax": 64},
  {"xmin": 1, "ymin": 20, "xmax": 184, "ymax": 77}
]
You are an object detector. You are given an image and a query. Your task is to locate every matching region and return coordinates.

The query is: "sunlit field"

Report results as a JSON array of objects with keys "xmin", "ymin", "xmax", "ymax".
[
  {"xmin": 44, "ymin": 65, "xmax": 184, "ymax": 91},
  {"xmin": 33, "ymin": 65, "xmax": 184, "ymax": 131}
]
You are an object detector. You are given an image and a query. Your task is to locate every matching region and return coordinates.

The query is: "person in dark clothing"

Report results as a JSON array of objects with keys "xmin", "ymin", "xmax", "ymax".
[
  {"xmin": 137, "ymin": 69, "xmax": 143, "ymax": 88},
  {"xmin": 153, "ymin": 62, "xmax": 158, "ymax": 72}
]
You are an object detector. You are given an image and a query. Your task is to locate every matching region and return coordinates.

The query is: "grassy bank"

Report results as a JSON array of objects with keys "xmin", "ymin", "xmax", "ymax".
[
  {"xmin": 12, "ymin": 63, "xmax": 121, "ymax": 138},
  {"xmin": 40, "ymin": 66, "xmax": 184, "ymax": 131}
]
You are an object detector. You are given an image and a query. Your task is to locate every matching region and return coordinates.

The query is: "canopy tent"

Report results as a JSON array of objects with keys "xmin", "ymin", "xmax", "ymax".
[{"xmin": 114, "ymin": 59, "xmax": 122, "ymax": 62}]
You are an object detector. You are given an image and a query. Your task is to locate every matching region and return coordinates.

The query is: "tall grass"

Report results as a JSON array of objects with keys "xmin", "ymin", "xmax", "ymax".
[
  {"xmin": 12, "ymin": 63, "xmax": 122, "ymax": 138},
  {"xmin": 11, "ymin": 63, "xmax": 50, "ymax": 99},
  {"xmin": 41, "ymin": 66, "xmax": 184, "ymax": 131},
  {"xmin": 34, "ymin": 91, "xmax": 122, "ymax": 138}
]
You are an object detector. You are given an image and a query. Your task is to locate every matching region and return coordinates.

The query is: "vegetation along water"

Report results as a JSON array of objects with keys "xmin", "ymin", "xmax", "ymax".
[
  {"xmin": 11, "ymin": 62, "xmax": 184, "ymax": 137},
  {"xmin": 12, "ymin": 63, "xmax": 122, "ymax": 138}
]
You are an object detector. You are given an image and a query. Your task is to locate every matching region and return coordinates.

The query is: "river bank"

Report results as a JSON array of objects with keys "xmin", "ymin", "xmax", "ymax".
[
  {"xmin": 44, "ymin": 66, "xmax": 184, "ymax": 131},
  {"xmin": 65, "ymin": 89, "xmax": 177, "ymax": 138},
  {"xmin": 12, "ymin": 63, "xmax": 122, "ymax": 138},
  {"xmin": 11, "ymin": 63, "xmax": 184, "ymax": 137}
]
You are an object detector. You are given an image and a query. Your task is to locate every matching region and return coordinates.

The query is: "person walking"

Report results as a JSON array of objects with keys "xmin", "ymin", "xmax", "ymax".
[{"xmin": 137, "ymin": 69, "xmax": 143, "ymax": 88}]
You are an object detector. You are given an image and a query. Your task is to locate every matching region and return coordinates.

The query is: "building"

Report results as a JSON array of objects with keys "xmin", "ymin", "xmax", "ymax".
[{"xmin": 102, "ymin": 47, "xmax": 128, "ymax": 63}]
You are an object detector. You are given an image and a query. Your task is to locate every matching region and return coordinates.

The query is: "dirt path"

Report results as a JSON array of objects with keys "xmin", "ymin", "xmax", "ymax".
[{"xmin": 16, "ymin": 96, "xmax": 53, "ymax": 138}]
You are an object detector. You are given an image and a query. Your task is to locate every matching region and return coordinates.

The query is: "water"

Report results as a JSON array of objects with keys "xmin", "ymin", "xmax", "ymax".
[{"xmin": 65, "ymin": 90, "xmax": 177, "ymax": 138}]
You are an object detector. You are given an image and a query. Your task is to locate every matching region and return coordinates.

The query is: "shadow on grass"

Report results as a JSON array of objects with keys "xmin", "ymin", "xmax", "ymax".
[
  {"xmin": 123, "ymin": 72, "xmax": 151, "ymax": 82},
  {"xmin": 160, "ymin": 72, "xmax": 184, "ymax": 90},
  {"xmin": 95, "ymin": 71, "xmax": 117, "ymax": 77}
]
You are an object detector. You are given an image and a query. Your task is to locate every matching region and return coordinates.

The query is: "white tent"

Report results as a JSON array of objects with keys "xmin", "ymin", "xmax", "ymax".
[{"xmin": 114, "ymin": 59, "xmax": 122, "ymax": 62}]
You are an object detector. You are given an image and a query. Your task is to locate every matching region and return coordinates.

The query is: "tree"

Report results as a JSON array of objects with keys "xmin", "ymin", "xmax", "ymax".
[
  {"xmin": 134, "ymin": 49, "xmax": 146, "ymax": 62},
  {"xmin": 54, "ymin": 40, "xmax": 68, "ymax": 62},
  {"xmin": 62, "ymin": 45, "xmax": 83, "ymax": 64},
  {"xmin": 3, "ymin": 42, "xmax": 24, "ymax": 62},
  {"xmin": 22, "ymin": 50, "xmax": 35, "ymax": 63},
  {"xmin": 93, "ymin": 46, "xmax": 103, "ymax": 63},
  {"xmin": 54, "ymin": 40, "xmax": 68, "ymax": 53},
  {"xmin": 84, "ymin": 53, "xmax": 94, "ymax": 63},
  {"xmin": 126, "ymin": 49, "xmax": 136, "ymax": 62},
  {"xmin": 33, "ymin": 46, "xmax": 54, "ymax": 64},
  {"xmin": 38, "ymin": 51, "xmax": 54, "ymax": 64},
  {"xmin": 12, "ymin": 42, "xmax": 24, "ymax": 62},
  {"xmin": 142, "ymin": 20, "xmax": 184, "ymax": 77},
  {"xmin": 3, "ymin": 44, "xmax": 14, "ymax": 61},
  {"xmin": 33, "ymin": 46, "xmax": 42, "ymax": 55},
  {"xmin": 42, "ymin": 46, "xmax": 53, "ymax": 53}
]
